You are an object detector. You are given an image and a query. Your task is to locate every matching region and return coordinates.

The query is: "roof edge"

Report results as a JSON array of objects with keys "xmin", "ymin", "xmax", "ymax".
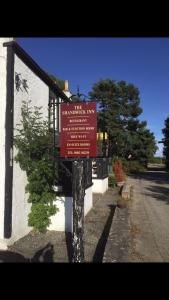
[{"xmin": 3, "ymin": 41, "xmax": 70, "ymax": 102}]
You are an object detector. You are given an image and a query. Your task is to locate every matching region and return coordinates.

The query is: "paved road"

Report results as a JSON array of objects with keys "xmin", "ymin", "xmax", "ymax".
[{"xmin": 104, "ymin": 165, "xmax": 169, "ymax": 262}]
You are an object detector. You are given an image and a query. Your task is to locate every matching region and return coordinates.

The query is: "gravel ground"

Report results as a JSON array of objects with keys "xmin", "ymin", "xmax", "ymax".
[{"xmin": 0, "ymin": 187, "xmax": 120, "ymax": 263}]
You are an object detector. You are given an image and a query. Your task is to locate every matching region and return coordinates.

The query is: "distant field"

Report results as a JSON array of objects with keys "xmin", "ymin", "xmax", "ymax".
[{"xmin": 147, "ymin": 163, "xmax": 166, "ymax": 169}]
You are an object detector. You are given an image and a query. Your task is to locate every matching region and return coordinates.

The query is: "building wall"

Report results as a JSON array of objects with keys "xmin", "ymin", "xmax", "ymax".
[
  {"xmin": 48, "ymin": 185, "xmax": 93, "ymax": 232},
  {"xmin": 84, "ymin": 186, "xmax": 93, "ymax": 215},
  {"xmin": 11, "ymin": 54, "xmax": 49, "ymax": 242},
  {"xmin": 0, "ymin": 38, "xmax": 14, "ymax": 239},
  {"xmin": 92, "ymin": 177, "xmax": 108, "ymax": 194},
  {"xmin": 48, "ymin": 196, "xmax": 73, "ymax": 232}
]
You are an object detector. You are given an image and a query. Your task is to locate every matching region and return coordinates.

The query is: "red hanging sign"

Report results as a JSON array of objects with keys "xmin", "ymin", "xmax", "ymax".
[{"xmin": 60, "ymin": 102, "xmax": 97, "ymax": 157}]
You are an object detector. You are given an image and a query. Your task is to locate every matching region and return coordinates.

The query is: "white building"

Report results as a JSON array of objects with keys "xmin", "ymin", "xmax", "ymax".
[{"xmin": 0, "ymin": 38, "xmax": 108, "ymax": 250}]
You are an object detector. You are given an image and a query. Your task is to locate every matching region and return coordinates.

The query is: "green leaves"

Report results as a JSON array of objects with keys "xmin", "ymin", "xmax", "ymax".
[
  {"xmin": 28, "ymin": 202, "xmax": 58, "ymax": 232},
  {"xmin": 14, "ymin": 101, "xmax": 58, "ymax": 231},
  {"xmin": 89, "ymin": 78, "xmax": 157, "ymax": 165}
]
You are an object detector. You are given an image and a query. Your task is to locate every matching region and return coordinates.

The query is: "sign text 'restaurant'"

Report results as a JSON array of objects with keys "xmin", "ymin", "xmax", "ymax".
[{"xmin": 60, "ymin": 102, "xmax": 97, "ymax": 157}]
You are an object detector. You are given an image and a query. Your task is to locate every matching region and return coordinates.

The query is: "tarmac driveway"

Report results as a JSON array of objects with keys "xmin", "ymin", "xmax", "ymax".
[
  {"xmin": 104, "ymin": 164, "xmax": 169, "ymax": 262},
  {"xmin": 130, "ymin": 166, "xmax": 169, "ymax": 262}
]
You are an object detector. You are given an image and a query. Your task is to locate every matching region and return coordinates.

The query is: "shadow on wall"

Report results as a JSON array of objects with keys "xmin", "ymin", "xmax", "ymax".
[{"xmin": 0, "ymin": 243, "xmax": 54, "ymax": 263}]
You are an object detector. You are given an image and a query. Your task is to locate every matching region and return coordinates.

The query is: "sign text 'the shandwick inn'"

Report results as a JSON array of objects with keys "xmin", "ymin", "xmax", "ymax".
[{"xmin": 60, "ymin": 102, "xmax": 97, "ymax": 158}]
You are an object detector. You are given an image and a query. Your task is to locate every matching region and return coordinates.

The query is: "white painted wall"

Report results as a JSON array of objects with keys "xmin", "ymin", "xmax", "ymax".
[
  {"xmin": 0, "ymin": 38, "xmax": 15, "ymax": 240},
  {"xmin": 84, "ymin": 185, "xmax": 93, "ymax": 215},
  {"xmin": 11, "ymin": 54, "xmax": 49, "ymax": 242},
  {"xmin": 48, "ymin": 185, "xmax": 93, "ymax": 232},
  {"xmin": 48, "ymin": 196, "xmax": 73, "ymax": 232},
  {"xmin": 92, "ymin": 177, "xmax": 108, "ymax": 194}
]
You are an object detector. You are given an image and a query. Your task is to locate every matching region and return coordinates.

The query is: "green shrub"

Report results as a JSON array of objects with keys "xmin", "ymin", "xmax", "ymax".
[
  {"xmin": 149, "ymin": 156, "xmax": 163, "ymax": 164},
  {"xmin": 28, "ymin": 202, "xmax": 58, "ymax": 232},
  {"xmin": 108, "ymin": 175, "xmax": 117, "ymax": 188},
  {"xmin": 121, "ymin": 159, "xmax": 147, "ymax": 174},
  {"xmin": 14, "ymin": 101, "xmax": 58, "ymax": 232}
]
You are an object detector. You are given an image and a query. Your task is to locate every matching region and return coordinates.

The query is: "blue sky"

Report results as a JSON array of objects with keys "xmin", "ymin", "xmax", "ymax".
[{"xmin": 17, "ymin": 38, "xmax": 169, "ymax": 157}]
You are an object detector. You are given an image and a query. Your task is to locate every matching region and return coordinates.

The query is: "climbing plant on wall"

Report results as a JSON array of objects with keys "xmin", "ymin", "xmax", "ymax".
[{"xmin": 13, "ymin": 100, "xmax": 58, "ymax": 231}]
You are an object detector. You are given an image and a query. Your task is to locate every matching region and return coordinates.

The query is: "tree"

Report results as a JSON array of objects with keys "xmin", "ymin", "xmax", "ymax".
[
  {"xmin": 89, "ymin": 79, "xmax": 157, "ymax": 167},
  {"xmin": 131, "ymin": 124, "xmax": 157, "ymax": 165},
  {"xmin": 162, "ymin": 117, "xmax": 169, "ymax": 169}
]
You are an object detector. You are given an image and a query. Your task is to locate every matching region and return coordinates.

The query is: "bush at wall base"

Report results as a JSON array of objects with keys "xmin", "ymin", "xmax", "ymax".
[{"xmin": 13, "ymin": 101, "xmax": 58, "ymax": 232}]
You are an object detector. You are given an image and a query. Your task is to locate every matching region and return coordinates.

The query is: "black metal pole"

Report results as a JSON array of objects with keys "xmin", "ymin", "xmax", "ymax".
[
  {"xmin": 72, "ymin": 159, "xmax": 85, "ymax": 263},
  {"xmin": 69, "ymin": 88, "xmax": 90, "ymax": 262}
]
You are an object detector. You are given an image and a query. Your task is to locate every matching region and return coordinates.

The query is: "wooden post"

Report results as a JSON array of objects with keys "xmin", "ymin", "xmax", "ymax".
[{"xmin": 72, "ymin": 160, "xmax": 85, "ymax": 263}]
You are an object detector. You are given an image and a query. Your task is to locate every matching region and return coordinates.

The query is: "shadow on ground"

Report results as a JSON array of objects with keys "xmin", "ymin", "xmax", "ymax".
[
  {"xmin": 129, "ymin": 165, "xmax": 169, "ymax": 205},
  {"xmin": 143, "ymin": 185, "xmax": 169, "ymax": 205},
  {"xmin": 62, "ymin": 204, "xmax": 116, "ymax": 263},
  {"xmin": 0, "ymin": 243, "xmax": 54, "ymax": 263},
  {"xmin": 140, "ymin": 171, "xmax": 169, "ymax": 185},
  {"xmin": 65, "ymin": 232, "xmax": 73, "ymax": 262},
  {"xmin": 93, "ymin": 205, "xmax": 116, "ymax": 262},
  {"xmin": 130, "ymin": 170, "xmax": 169, "ymax": 186}
]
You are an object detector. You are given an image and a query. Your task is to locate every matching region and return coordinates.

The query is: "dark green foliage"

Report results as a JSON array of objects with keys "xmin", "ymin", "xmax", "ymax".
[
  {"xmin": 49, "ymin": 74, "xmax": 65, "ymax": 90},
  {"xmin": 162, "ymin": 117, "xmax": 169, "ymax": 169},
  {"xmin": 108, "ymin": 175, "xmax": 116, "ymax": 188},
  {"xmin": 28, "ymin": 203, "xmax": 57, "ymax": 232},
  {"xmin": 130, "ymin": 124, "xmax": 157, "ymax": 166},
  {"xmin": 149, "ymin": 156, "xmax": 163, "ymax": 164},
  {"xmin": 14, "ymin": 101, "xmax": 58, "ymax": 231},
  {"xmin": 89, "ymin": 79, "xmax": 157, "ymax": 166},
  {"xmin": 121, "ymin": 159, "xmax": 147, "ymax": 174}
]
